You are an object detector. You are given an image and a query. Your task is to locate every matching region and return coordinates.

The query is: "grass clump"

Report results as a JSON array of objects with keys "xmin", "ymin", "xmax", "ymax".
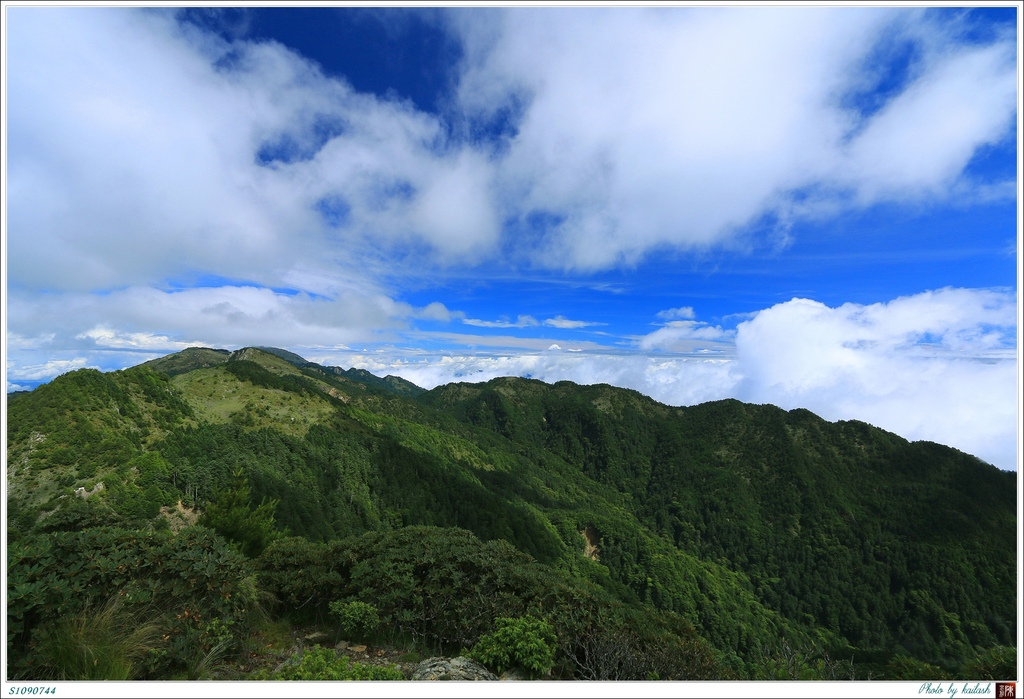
[{"xmin": 32, "ymin": 596, "xmax": 163, "ymax": 680}]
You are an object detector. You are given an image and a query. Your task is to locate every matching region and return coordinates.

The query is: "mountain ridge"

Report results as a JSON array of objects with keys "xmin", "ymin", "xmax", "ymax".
[{"xmin": 5, "ymin": 345, "xmax": 1017, "ymax": 679}]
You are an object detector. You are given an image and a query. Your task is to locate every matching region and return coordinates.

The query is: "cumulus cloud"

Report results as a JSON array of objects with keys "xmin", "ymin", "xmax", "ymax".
[
  {"xmin": 415, "ymin": 302, "xmax": 464, "ymax": 323},
  {"xmin": 638, "ymin": 321, "xmax": 734, "ymax": 353},
  {"xmin": 731, "ymin": 288, "xmax": 1017, "ymax": 470},
  {"xmin": 453, "ymin": 7, "xmax": 1017, "ymax": 268},
  {"xmin": 7, "ymin": 7, "xmax": 1014, "ymax": 293},
  {"xmin": 5, "ymin": 7, "xmax": 498, "ymax": 298}
]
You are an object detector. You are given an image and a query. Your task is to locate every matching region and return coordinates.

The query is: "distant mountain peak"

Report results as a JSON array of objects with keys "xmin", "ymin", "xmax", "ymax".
[{"xmin": 251, "ymin": 346, "xmax": 312, "ymax": 367}]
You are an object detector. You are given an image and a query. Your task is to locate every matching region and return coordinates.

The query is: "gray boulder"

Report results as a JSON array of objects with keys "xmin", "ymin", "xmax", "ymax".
[
  {"xmin": 411, "ymin": 656, "xmax": 498, "ymax": 681},
  {"xmin": 499, "ymin": 667, "xmax": 531, "ymax": 681}
]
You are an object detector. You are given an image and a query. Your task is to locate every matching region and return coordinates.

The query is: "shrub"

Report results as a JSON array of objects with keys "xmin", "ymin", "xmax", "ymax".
[
  {"xmin": 255, "ymin": 537, "xmax": 344, "ymax": 622},
  {"xmin": 959, "ymin": 645, "xmax": 1016, "ymax": 680},
  {"xmin": 336, "ymin": 527, "xmax": 550, "ymax": 652},
  {"xmin": 746, "ymin": 640, "xmax": 857, "ymax": 680},
  {"xmin": 6, "ymin": 526, "xmax": 259, "ymax": 679},
  {"xmin": 329, "ymin": 600, "xmax": 380, "ymax": 641},
  {"xmin": 549, "ymin": 596, "xmax": 726, "ymax": 680},
  {"xmin": 469, "ymin": 615, "xmax": 557, "ymax": 678},
  {"xmin": 883, "ymin": 654, "xmax": 953, "ymax": 680},
  {"xmin": 257, "ymin": 646, "xmax": 403, "ymax": 681},
  {"xmin": 258, "ymin": 526, "xmax": 552, "ymax": 650},
  {"xmin": 256, "ymin": 525, "xmax": 727, "ymax": 679}
]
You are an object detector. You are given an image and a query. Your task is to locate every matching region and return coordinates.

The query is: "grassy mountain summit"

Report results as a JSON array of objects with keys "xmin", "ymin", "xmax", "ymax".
[{"xmin": 5, "ymin": 347, "xmax": 1017, "ymax": 680}]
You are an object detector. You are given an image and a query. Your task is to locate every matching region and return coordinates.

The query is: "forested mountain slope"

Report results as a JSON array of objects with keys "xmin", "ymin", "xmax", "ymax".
[{"xmin": 5, "ymin": 347, "xmax": 1017, "ymax": 680}]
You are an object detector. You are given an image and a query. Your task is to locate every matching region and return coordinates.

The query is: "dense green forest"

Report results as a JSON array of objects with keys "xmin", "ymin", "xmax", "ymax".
[{"xmin": 4, "ymin": 346, "xmax": 1018, "ymax": 681}]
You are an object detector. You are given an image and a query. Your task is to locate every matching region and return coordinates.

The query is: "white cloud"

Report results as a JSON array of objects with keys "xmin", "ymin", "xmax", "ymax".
[
  {"xmin": 5, "ymin": 8, "xmax": 499, "ymax": 299},
  {"xmin": 5, "ymin": 284, "xmax": 423, "ymax": 354},
  {"xmin": 463, "ymin": 315, "xmax": 539, "ymax": 328},
  {"xmin": 458, "ymin": 315, "xmax": 598, "ymax": 331},
  {"xmin": 728, "ymin": 289, "xmax": 1017, "ymax": 470},
  {"xmin": 75, "ymin": 327, "xmax": 208, "ymax": 351},
  {"xmin": 453, "ymin": 7, "xmax": 1017, "ymax": 268},
  {"xmin": 543, "ymin": 316, "xmax": 603, "ymax": 329},
  {"xmin": 4, "ymin": 333, "xmax": 57, "ymax": 350},
  {"xmin": 461, "ymin": 315, "xmax": 601, "ymax": 330},
  {"xmin": 638, "ymin": 321, "xmax": 733, "ymax": 353},
  {"xmin": 8, "ymin": 9, "xmax": 311, "ymax": 291},
  {"xmin": 7, "ymin": 7, "xmax": 1013, "ymax": 294},
  {"xmin": 8, "ymin": 358, "xmax": 93, "ymax": 382},
  {"xmin": 836, "ymin": 34, "xmax": 1017, "ymax": 204},
  {"xmin": 415, "ymin": 302, "xmax": 464, "ymax": 323},
  {"xmin": 656, "ymin": 307, "xmax": 696, "ymax": 321},
  {"xmin": 408, "ymin": 150, "xmax": 501, "ymax": 258}
]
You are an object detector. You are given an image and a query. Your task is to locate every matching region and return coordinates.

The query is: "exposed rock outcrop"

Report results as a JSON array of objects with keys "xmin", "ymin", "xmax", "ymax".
[
  {"xmin": 581, "ymin": 523, "xmax": 600, "ymax": 561},
  {"xmin": 411, "ymin": 656, "xmax": 498, "ymax": 681}
]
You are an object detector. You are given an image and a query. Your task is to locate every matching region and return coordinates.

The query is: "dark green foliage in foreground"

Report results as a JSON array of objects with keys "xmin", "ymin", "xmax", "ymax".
[
  {"xmin": 257, "ymin": 527, "xmax": 562, "ymax": 649},
  {"xmin": 6, "ymin": 526, "xmax": 260, "ymax": 679},
  {"xmin": 5, "ymin": 347, "xmax": 1018, "ymax": 680},
  {"xmin": 257, "ymin": 525, "xmax": 726, "ymax": 679},
  {"xmin": 469, "ymin": 615, "xmax": 557, "ymax": 678}
]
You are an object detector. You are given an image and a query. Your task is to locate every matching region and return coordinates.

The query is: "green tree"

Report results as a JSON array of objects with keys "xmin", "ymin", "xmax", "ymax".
[{"xmin": 198, "ymin": 468, "xmax": 280, "ymax": 558}]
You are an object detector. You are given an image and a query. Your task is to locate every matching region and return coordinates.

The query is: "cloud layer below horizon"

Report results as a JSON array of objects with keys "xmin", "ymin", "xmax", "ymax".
[{"xmin": 322, "ymin": 288, "xmax": 1016, "ymax": 472}]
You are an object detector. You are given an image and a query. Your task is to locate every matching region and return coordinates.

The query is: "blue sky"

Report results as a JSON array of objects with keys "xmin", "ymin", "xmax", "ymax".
[{"xmin": 3, "ymin": 4, "xmax": 1020, "ymax": 471}]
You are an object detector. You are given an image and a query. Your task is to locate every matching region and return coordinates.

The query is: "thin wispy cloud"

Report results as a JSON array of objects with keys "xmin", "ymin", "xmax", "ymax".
[
  {"xmin": 655, "ymin": 307, "xmax": 697, "ymax": 321},
  {"xmin": 463, "ymin": 315, "xmax": 539, "ymax": 329},
  {"xmin": 8, "ymin": 358, "xmax": 94, "ymax": 383},
  {"xmin": 461, "ymin": 314, "xmax": 604, "ymax": 330},
  {"xmin": 543, "ymin": 316, "xmax": 604, "ymax": 329}
]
